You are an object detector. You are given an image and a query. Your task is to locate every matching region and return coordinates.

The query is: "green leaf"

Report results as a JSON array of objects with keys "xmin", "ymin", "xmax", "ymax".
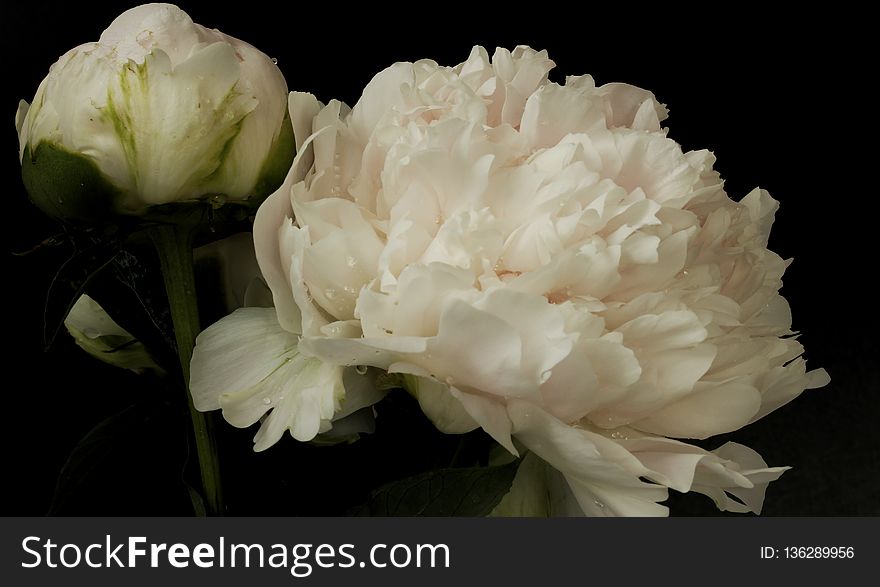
[
  {"xmin": 48, "ymin": 399, "xmax": 194, "ymax": 515},
  {"xmin": 351, "ymin": 460, "xmax": 521, "ymax": 517}
]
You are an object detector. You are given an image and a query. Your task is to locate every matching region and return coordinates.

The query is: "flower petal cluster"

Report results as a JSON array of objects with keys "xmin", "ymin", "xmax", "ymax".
[{"xmin": 193, "ymin": 46, "xmax": 828, "ymax": 514}]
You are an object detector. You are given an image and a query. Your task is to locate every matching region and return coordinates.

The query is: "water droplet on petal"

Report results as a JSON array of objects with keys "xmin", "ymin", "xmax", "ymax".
[
  {"xmin": 445, "ymin": 376, "xmax": 456, "ymax": 385},
  {"xmin": 262, "ymin": 397, "xmax": 272, "ymax": 405},
  {"xmin": 355, "ymin": 365, "xmax": 368, "ymax": 375},
  {"xmin": 346, "ymin": 256, "xmax": 358, "ymax": 268},
  {"xmin": 271, "ymin": 57, "xmax": 279, "ymax": 64},
  {"xmin": 593, "ymin": 499, "xmax": 606, "ymax": 510}
]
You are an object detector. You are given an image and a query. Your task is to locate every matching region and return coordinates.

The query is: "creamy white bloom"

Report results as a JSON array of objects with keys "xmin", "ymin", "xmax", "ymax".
[
  {"xmin": 16, "ymin": 3, "xmax": 292, "ymax": 217},
  {"xmin": 193, "ymin": 46, "xmax": 828, "ymax": 513}
]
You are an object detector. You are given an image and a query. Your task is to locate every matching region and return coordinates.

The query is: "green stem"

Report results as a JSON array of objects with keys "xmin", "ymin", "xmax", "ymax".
[{"xmin": 149, "ymin": 223, "xmax": 223, "ymax": 516}]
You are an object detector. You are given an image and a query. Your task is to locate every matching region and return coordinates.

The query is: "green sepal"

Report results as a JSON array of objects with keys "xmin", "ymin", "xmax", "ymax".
[
  {"xmin": 251, "ymin": 106, "xmax": 295, "ymax": 200},
  {"xmin": 21, "ymin": 141, "xmax": 123, "ymax": 225}
]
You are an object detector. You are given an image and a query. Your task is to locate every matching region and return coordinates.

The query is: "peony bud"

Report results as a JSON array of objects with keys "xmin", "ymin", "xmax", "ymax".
[{"xmin": 15, "ymin": 3, "xmax": 293, "ymax": 222}]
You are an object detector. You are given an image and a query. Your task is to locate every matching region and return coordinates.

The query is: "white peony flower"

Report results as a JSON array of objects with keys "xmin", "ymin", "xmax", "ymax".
[
  {"xmin": 16, "ymin": 3, "xmax": 292, "ymax": 220},
  {"xmin": 191, "ymin": 46, "xmax": 829, "ymax": 514}
]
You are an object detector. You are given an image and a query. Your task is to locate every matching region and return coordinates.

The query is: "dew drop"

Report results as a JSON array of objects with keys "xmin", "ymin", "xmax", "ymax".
[
  {"xmin": 593, "ymin": 499, "xmax": 606, "ymax": 510},
  {"xmin": 355, "ymin": 365, "xmax": 368, "ymax": 375},
  {"xmin": 346, "ymin": 256, "xmax": 358, "ymax": 268},
  {"xmin": 445, "ymin": 376, "xmax": 456, "ymax": 385},
  {"xmin": 262, "ymin": 397, "xmax": 272, "ymax": 405},
  {"xmin": 271, "ymin": 57, "xmax": 279, "ymax": 64}
]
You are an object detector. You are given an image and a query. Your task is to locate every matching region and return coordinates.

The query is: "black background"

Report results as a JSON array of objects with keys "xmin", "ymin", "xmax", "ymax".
[{"xmin": 2, "ymin": 2, "xmax": 877, "ymax": 516}]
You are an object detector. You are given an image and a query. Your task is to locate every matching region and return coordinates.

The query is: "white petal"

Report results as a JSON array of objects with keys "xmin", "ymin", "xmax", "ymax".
[
  {"xmin": 15, "ymin": 100, "xmax": 30, "ymax": 144},
  {"xmin": 190, "ymin": 307, "xmax": 297, "ymax": 411},
  {"xmin": 403, "ymin": 374, "xmax": 478, "ymax": 434},
  {"xmin": 538, "ymin": 337, "xmax": 599, "ymax": 422},
  {"xmin": 252, "ymin": 189, "xmax": 302, "ymax": 334},
  {"xmin": 693, "ymin": 442, "xmax": 789, "ymax": 514},
  {"xmin": 635, "ymin": 380, "xmax": 762, "ymax": 439},
  {"xmin": 595, "ymin": 82, "xmax": 668, "ymax": 131},
  {"xmin": 751, "ymin": 359, "xmax": 830, "ymax": 422},
  {"xmin": 453, "ymin": 388, "xmax": 516, "ymax": 455},
  {"xmin": 334, "ymin": 367, "xmax": 388, "ymax": 421},
  {"xmin": 65, "ymin": 294, "xmax": 131, "ymax": 340},
  {"xmin": 350, "ymin": 62, "xmax": 415, "ymax": 142},
  {"xmin": 520, "ymin": 83, "xmax": 604, "ymax": 149},
  {"xmin": 508, "ymin": 401, "xmax": 668, "ymax": 516},
  {"xmin": 426, "ymin": 300, "xmax": 535, "ymax": 398},
  {"xmin": 289, "ymin": 91, "xmax": 323, "ymax": 154},
  {"xmin": 472, "ymin": 288, "xmax": 574, "ymax": 383},
  {"xmin": 612, "ymin": 436, "xmax": 787, "ymax": 513}
]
